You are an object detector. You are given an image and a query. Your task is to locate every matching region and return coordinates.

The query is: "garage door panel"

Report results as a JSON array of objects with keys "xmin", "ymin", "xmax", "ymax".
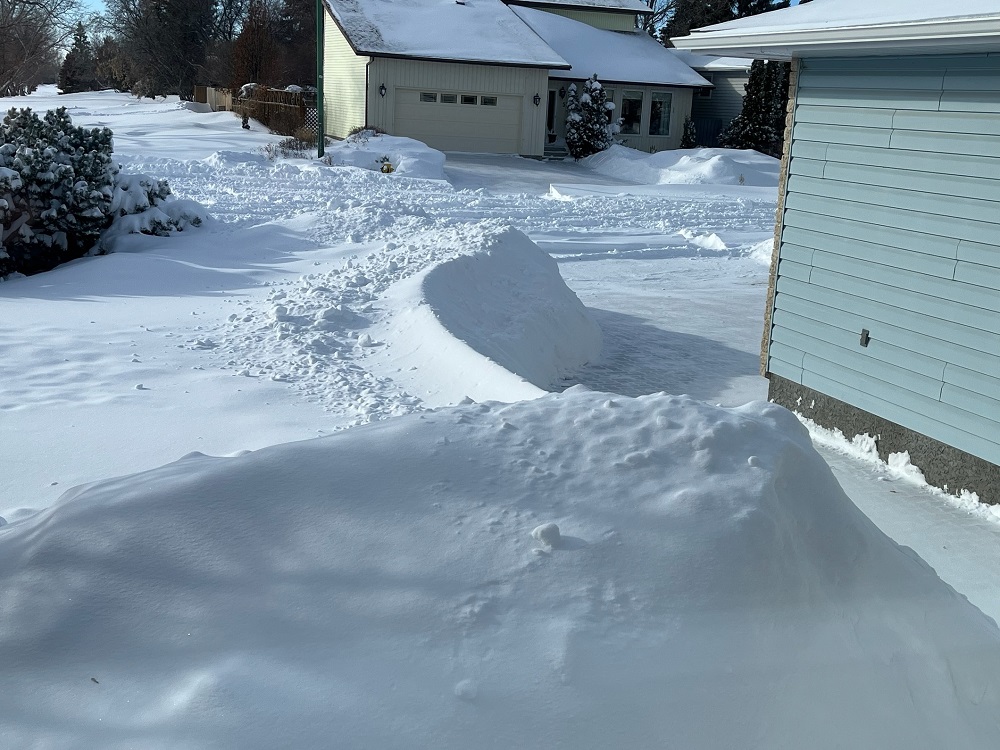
[{"xmin": 393, "ymin": 88, "xmax": 522, "ymax": 153}]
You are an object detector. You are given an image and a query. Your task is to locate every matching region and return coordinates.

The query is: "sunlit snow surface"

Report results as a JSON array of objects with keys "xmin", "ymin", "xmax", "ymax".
[{"xmin": 4, "ymin": 88, "xmax": 1000, "ymax": 748}]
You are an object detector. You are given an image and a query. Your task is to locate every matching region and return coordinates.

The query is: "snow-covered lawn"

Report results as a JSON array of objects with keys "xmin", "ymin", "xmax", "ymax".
[{"xmin": 3, "ymin": 87, "xmax": 1000, "ymax": 748}]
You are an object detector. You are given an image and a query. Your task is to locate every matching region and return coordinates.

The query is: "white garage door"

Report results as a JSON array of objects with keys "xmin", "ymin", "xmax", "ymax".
[{"xmin": 393, "ymin": 89, "xmax": 522, "ymax": 153}]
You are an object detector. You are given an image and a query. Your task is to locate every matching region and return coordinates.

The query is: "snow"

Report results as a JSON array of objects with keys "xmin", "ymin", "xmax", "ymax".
[
  {"xmin": 4, "ymin": 86, "xmax": 1000, "ymax": 747},
  {"xmin": 6, "ymin": 390, "xmax": 1000, "ymax": 749},
  {"xmin": 686, "ymin": 0, "xmax": 1000, "ymax": 35},
  {"xmin": 583, "ymin": 145, "xmax": 780, "ymax": 187},
  {"xmin": 509, "ymin": 0, "xmax": 649, "ymax": 12},
  {"xmin": 323, "ymin": 0, "xmax": 568, "ymax": 68},
  {"xmin": 324, "ymin": 130, "xmax": 448, "ymax": 179},
  {"xmin": 513, "ymin": 6, "xmax": 710, "ymax": 87},
  {"xmin": 667, "ymin": 48, "xmax": 753, "ymax": 72}
]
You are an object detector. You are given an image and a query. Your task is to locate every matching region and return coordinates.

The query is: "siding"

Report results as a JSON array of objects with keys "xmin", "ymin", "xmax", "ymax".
[
  {"xmin": 367, "ymin": 58, "xmax": 549, "ymax": 155},
  {"xmin": 768, "ymin": 53, "xmax": 1000, "ymax": 466},
  {"xmin": 541, "ymin": 8, "xmax": 636, "ymax": 30},
  {"xmin": 690, "ymin": 69, "xmax": 748, "ymax": 146},
  {"xmin": 323, "ymin": 18, "xmax": 369, "ymax": 138}
]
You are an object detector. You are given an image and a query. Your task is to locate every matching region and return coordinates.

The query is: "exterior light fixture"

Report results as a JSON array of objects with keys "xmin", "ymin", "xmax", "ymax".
[
  {"xmin": 379, "ymin": 83, "xmax": 387, "ymax": 97},
  {"xmin": 559, "ymin": 86, "xmax": 566, "ymax": 99},
  {"xmin": 533, "ymin": 93, "xmax": 541, "ymax": 106}
]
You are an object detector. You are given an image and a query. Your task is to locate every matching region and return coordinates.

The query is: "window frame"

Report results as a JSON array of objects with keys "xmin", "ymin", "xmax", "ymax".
[
  {"xmin": 419, "ymin": 92, "xmax": 438, "ymax": 103},
  {"xmin": 620, "ymin": 89, "xmax": 644, "ymax": 136},
  {"xmin": 460, "ymin": 94, "xmax": 478, "ymax": 105}
]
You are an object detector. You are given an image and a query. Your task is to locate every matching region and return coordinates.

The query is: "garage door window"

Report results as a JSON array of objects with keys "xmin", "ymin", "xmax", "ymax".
[
  {"xmin": 420, "ymin": 92, "xmax": 437, "ymax": 103},
  {"xmin": 461, "ymin": 95, "xmax": 477, "ymax": 105},
  {"xmin": 481, "ymin": 96, "xmax": 498, "ymax": 106},
  {"xmin": 441, "ymin": 93, "xmax": 458, "ymax": 104}
]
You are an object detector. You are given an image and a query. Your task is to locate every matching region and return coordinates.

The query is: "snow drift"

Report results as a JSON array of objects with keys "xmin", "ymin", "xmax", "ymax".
[
  {"xmin": 420, "ymin": 225, "xmax": 602, "ymax": 390},
  {"xmin": 585, "ymin": 145, "xmax": 780, "ymax": 187},
  {"xmin": 327, "ymin": 131, "xmax": 447, "ymax": 180},
  {"xmin": 2, "ymin": 391, "xmax": 1000, "ymax": 749}
]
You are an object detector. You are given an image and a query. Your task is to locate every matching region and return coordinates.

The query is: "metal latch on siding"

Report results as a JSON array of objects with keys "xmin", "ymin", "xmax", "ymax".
[{"xmin": 860, "ymin": 329, "xmax": 870, "ymax": 348}]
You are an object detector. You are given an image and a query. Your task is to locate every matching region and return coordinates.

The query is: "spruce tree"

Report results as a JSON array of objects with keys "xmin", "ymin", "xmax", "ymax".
[
  {"xmin": 717, "ymin": 59, "xmax": 789, "ymax": 158},
  {"xmin": 564, "ymin": 75, "xmax": 617, "ymax": 160},
  {"xmin": 680, "ymin": 116, "xmax": 698, "ymax": 148},
  {"xmin": 59, "ymin": 24, "xmax": 98, "ymax": 94}
]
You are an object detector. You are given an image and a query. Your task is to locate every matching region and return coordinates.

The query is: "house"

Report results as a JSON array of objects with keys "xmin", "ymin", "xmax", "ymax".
[
  {"xmin": 668, "ymin": 49, "xmax": 752, "ymax": 147},
  {"xmin": 321, "ymin": 0, "xmax": 710, "ymax": 156},
  {"xmin": 673, "ymin": 1, "xmax": 1000, "ymax": 501}
]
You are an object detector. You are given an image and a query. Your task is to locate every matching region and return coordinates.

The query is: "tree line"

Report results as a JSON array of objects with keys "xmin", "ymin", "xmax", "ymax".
[{"xmin": 5, "ymin": 0, "xmax": 318, "ymax": 100}]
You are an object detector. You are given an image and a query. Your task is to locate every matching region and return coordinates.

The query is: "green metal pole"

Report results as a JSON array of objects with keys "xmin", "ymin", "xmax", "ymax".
[{"xmin": 316, "ymin": 0, "xmax": 325, "ymax": 157}]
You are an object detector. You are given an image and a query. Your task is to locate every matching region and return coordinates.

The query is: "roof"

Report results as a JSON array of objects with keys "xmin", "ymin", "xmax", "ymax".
[
  {"xmin": 513, "ymin": 6, "xmax": 711, "ymax": 87},
  {"xmin": 324, "ymin": 0, "xmax": 569, "ymax": 68},
  {"xmin": 667, "ymin": 49, "xmax": 752, "ymax": 73},
  {"xmin": 671, "ymin": 1, "xmax": 1000, "ymax": 59},
  {"xmin": 504, "ymin": 0, "xmax": 651, "ymax": 14}
]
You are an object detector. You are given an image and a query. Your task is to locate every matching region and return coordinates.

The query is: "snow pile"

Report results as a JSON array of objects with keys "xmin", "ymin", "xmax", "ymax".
[
  {"xmin": 327, "ymin": 131, "xmax": 447, "ymax": 180},
  {"xmin": 584, "ymin": 145, "xmax": 779, "ymax": 187},
  {"xmin": 3, "ymin": 391, "xmax": 1000, "ymax": 748},
  {"xmin": 420, "ymin": 225, "xmax": 601, "ymax": 389},
  {"xmin": 214, "ymin": 222, "xmax": 599, "ymax": 418}
]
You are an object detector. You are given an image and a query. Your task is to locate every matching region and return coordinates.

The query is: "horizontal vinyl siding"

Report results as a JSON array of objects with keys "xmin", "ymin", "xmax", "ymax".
[
  {"xmin": 542, "ymin": 8, "xmax": 636, "ymax": 30},
  {"xmin": 769, "ymin": 53, "xmax": 1000, "ymax": 466},
  {"xmin": 690, "ymin": 71, "xmax": 747, "ymax": 124},
  {"xmin": 323, "ymin": 19, "xmax": 369, "ymax": 138}
]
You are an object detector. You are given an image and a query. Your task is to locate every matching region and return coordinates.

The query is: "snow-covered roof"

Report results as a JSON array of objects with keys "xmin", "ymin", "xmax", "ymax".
[
  {"xmin": 513, "ymin": 6, "xmax": 710, "ymax": 87},
  {"xmin": 672, "ymin": 0, "xmax": 1000, "ymax": 59},
  {"xmin": 505, "ymin": 0, "xmax": 651, "ymax": 14},
  {"xmin": 324, "ymin": 0, "xmax": 569, "ymax": 68},
  {"xmin": 667, "ymin": 49, "xmax": 752, "ymax": 73}
]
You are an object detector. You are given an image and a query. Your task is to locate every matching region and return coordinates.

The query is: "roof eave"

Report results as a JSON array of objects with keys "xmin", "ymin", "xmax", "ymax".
[
  {"xmin": 671, "ymin": 16, "xmax": 1000, "ymax": 60},
  {"xmin": 367, "ymin": 50, "xmax": 572, "ymax": 69}
]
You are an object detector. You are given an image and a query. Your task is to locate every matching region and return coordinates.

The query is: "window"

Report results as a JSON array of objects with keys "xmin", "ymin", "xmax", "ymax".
[
  {"xmin": 649, "ymin": 92, "xmax": 672, "ymax": 136},
  {"xmin": 441, "ymin": 93, "xmax": 458, "ymax": 104},
  {"xmin": 420, "ymin": 92, "xmax": 437, "ymax": 103},
  {"xmin": 620, "ymin": 90, "xmax": 643, "ymax": 135},
  {"xmin": 461, "ymin": 95, "xmax": 477, "ymax": 105},
  {"xmin": 480, "ymin": 96, "xmax": 497, "ymax": 106},
  {"xmin": 697, "ymin": 73, "xmax": 714, "ymax": 98}
]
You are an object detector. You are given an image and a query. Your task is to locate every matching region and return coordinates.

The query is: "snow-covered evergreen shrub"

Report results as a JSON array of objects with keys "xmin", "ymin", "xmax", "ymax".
[
  {"xmin": 718, "ymin": 60, "xmax": 789, "ymax": 158},
  {"xmin": 0, "ymin": 107, "xmax": 204, "ymax": 278},
  {"xmin": 564, "ymin": 75, "xmax": 617, "ymax": 161},
  {"xmin": 680, "ymin": 116, "xmax": 698, "ymax": 149}
]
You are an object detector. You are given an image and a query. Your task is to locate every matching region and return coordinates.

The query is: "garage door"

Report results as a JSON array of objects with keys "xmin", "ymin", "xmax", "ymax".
[{"xmin": 393, "ymin": 88, "xmax": 522, "ymax": 153}]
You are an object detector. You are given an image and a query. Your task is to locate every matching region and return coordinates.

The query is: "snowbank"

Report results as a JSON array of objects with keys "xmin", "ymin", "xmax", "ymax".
[
  {"xmin": 584, "ymin": 145, "xmax": 779, "ymax": 187},
  {"xmin": 3, "ymin": 391, "xmax": 1000, "ymax": 748},
  {"xmin": 327, "ymin": 131, "xmax": 447, "ymax": 180},
  {"xmin": 420, "ymin": 225, "xmax": 601, "ymax": 389}
]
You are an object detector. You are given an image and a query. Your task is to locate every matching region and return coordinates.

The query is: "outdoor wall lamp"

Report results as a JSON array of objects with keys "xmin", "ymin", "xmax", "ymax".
[
  {"xmin": 533, "ymin": 93, "xmax": 541, "ymax": 106},
  {"xmin": 379, "ymin": 83, "xmax": 387, "ymax": 97},
  {"xmin": 559, "ymin": 86, "xmax": 566, "ymax": 98}
]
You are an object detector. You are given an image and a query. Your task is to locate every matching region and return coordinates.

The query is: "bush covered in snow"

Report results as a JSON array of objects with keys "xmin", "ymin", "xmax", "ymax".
[
  {"xmin": 564, "ymin": 75, "xmax": 618, "ymax": 161},
  {"xmin": 0, "ymin": 107, "xmax": 203, "ymax": 278}
]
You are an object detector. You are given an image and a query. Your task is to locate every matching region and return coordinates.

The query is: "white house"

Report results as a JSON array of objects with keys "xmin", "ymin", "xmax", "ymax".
[
  {"xmin": 321, "ymin": 0, "xmax": 710, "ymax": 156},
  {"xmin": 674, "ymin": 0, "xmax": 1000, "ymax": 500}
]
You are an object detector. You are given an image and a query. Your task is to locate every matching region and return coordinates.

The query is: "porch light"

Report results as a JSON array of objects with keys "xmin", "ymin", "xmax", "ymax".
[
  {"xmin": 559, "ymin": 86, "xmax": 566, "ymax": 99},
  {"xmin": 379, "ymin": 83, "xmax": 387, "ymax": 97},
  {"xmin": 533, "ymin": 93, "xmax": 541, "ymax": 106}
]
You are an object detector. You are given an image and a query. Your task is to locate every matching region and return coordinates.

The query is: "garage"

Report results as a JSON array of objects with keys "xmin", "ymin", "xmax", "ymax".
[{"xmin": 392, "ymin": 88, "xmax": 523, "ymax": 153}]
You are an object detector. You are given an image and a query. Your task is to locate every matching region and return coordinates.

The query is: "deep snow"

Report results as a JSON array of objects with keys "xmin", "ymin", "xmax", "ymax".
[
  {"xmin": 3, "ymin": 87, "xmax": 1000, "ymax": 748},
  {"xmin": 5, "ymin": 391, "xmax": 1000, "ymax": 749}
]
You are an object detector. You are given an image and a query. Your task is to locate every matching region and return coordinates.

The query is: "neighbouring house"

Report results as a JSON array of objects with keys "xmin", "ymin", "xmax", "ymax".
[
  {"xmin": 674, "ymin": 1, "xmax": 1000, "ymax": 501},
  {"xmin": 321, "ymin": 0, "xmax": 710, "ymax": 156},
  {"xmin": 668, "ymin": 49, "xmax": 752, "ymax": 147}
]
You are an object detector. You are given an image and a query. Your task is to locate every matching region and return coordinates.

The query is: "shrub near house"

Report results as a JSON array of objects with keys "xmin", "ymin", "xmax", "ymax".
[{"xmin": 0, "ymin": 107, "xmax": 201, "ymax": 278}]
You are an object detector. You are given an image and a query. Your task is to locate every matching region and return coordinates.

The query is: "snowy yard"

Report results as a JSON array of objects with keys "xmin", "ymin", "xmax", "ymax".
[{"xmin": 3, "ymin": 88, "xmax": 1000, "ymax": 748}]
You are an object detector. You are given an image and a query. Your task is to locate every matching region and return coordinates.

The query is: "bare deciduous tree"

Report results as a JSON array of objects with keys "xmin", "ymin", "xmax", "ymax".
[{"xmin": 0, "ymin": 0, "xmax": 81, "ymax": 96}]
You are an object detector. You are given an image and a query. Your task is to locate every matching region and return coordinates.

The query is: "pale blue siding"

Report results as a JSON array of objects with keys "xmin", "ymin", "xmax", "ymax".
[{"xmin": 768, "ymin": 54, "xmax": 1000, "ymax": 465}]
